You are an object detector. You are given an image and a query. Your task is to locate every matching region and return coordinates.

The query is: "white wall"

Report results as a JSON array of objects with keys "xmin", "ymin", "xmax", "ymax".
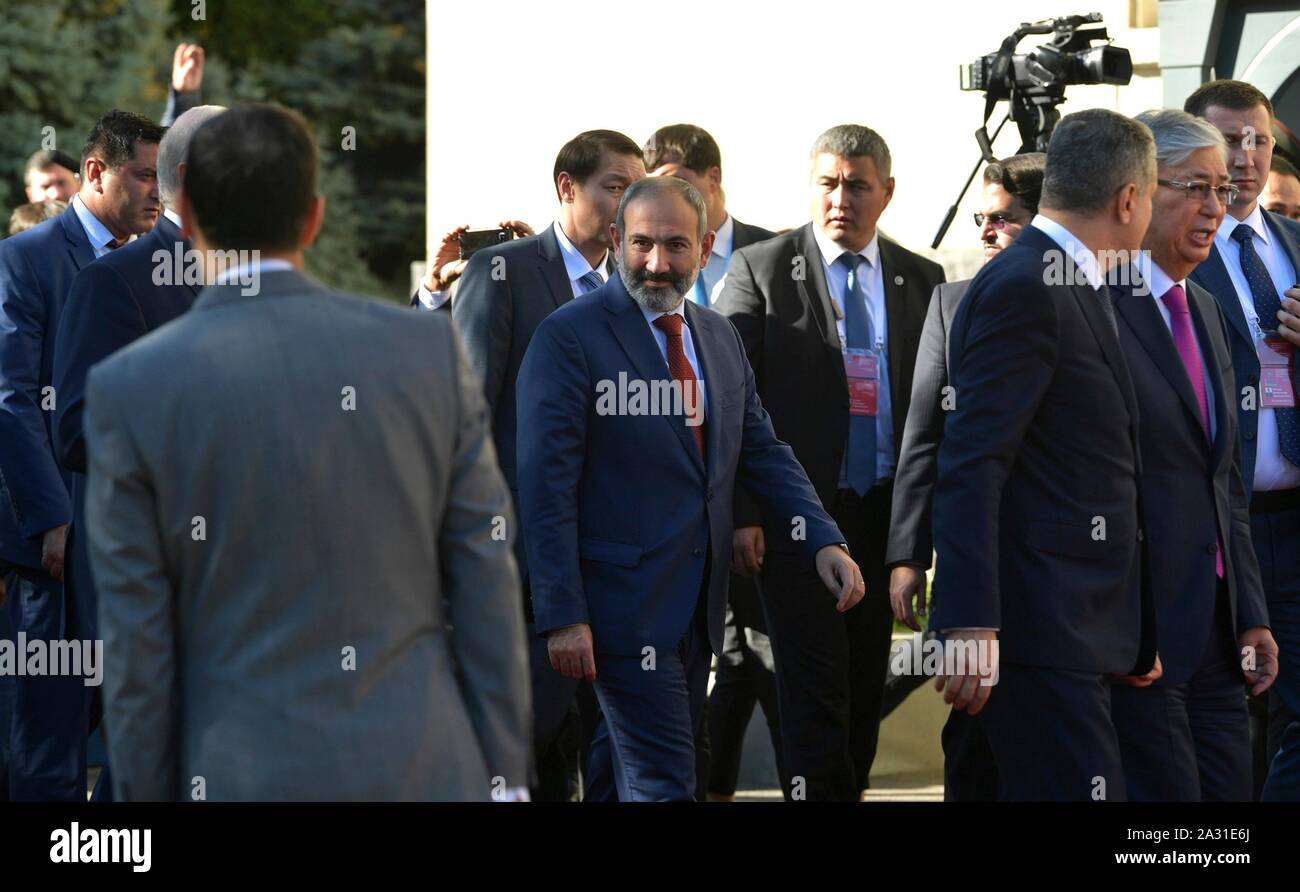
[{"xmin": 426, "ymin": 0, "xmax": 1167, "ymax": 275}]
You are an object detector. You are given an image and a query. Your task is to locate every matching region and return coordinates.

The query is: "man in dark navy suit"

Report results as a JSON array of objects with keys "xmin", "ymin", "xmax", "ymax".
[
  {"xmin": 931, "ymin": 109, "xmax": 1161, "ymax": 801},
  {"xmin": 1185, "ymin": 81, "xmax": 1300, "ymax": 801},
  {"xmin": 0, "ymin": 109, "xmax": 163, "ymax": 801},
  {"xmin": 448, "ymin": 130, "xmax": 645, "ymax": 801},
  {"xmin": 886, "ymin": 152, "xmax": 1045, "ymax": 801},
  {"xmin": 1108, "ymin": 109, "xmax": 1276, "ymax": 801},
  {"xmin": 51, "ymin": 106, "xmax": 226, "ymax": 801},
  {"xmin": 516, "ymin": 176, "xmax": 863, "ymax": 801}
]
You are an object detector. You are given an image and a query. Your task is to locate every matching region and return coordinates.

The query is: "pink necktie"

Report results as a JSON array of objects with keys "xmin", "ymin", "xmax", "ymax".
[{"xmin": 1160, "ymin": 284, "xmax": 1223, "ymax": 578}]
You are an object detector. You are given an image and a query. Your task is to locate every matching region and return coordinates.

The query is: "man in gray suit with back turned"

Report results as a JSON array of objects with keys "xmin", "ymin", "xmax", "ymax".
[{"xmin": 84, "ymin": 103, "xmax": 530, "ymax": 801}]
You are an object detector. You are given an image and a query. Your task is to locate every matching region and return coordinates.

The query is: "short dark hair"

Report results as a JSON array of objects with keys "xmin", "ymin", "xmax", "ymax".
[
  {"xmin": 1272, "ymin": 154, "xmax": 1299, "ymax": 182},
  {"xmin": 983, "ymin": 153, "xmax": 1046, "ymax": 216},
  {"xmin": 643, "ymin": 124, "xmax": 722, "ymax": 176},
  {"xmin": 553, "ymin": 130, "xmax": 642, "ymax": 201},
  {"xmin": 24, "ymin": 149, "xmax": 78, "ymax": 182},
  {"xmin": 1040, "ymin": 110, "xmax": 1154, "ymax": 215},
  {"xmin": 80, "ymin": 110, "xmax": 164, "ymax": 172},
  {"xmin": 1184, "ymin": 79, "xmax": 1274, "ymax": 120},
  {"xmin": 615, "ymin": 176, "xmax": 708, "ymax": 242},
  {"xmin": 184, "ymin": 103, "xmax": 318, "ymax": 252}
]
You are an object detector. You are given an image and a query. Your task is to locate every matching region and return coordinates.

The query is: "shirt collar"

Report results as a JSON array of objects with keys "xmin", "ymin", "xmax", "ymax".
[
  {"xmin": 710, "ymin": 214, "xmax": 735, "ymax": 261},
  {"xmin": 71, "ymin": 194, "xmax": 119, "ymax": 252},
  {"xmin": 1133, "ymin": 257, "xmax": 1181, "ymax": 300},
  {"xmin": 1216, "ymin": 204, "xmax": 1271, "ymax": 247},
  {"xmin": 553, "ymin": 220, "xmax": 609, "ymax": 283},
  {"xmin": 811, "ymin": 223, "xmax": 880, "ymax": 270},
  {"xmin": 163, "ymin": 208, "xmax": 182, "ymax": 229},
  {"xmin": 1031, "ymin": 214, "xmax": 1104, "ymax": 290},
  {"xmin": 214, "ymin": 258, "xmax": 297, "ymax": 286},
  {"xmin": 639, "ymin": 299, "xmax": 688, "ymax": 327}
]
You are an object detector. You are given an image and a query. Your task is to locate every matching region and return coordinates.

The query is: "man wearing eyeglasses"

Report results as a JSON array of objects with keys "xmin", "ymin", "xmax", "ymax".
[
  {"xmin": 885, "ymin": 152, "xmax": 1044, "ymax": 801},
  {"xmin": 1105, "ymin": 109, "xmax": 1277, "ymax": 801},
  {"xmin": 1186, "ymin": 81, "xmax": 1300, "ymax": 801}
]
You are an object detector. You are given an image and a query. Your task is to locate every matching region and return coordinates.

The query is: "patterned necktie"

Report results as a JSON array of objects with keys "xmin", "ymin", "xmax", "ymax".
[
  {"xmin": 1162, "ymin": 284, "xmax": 1224, "ymax": 577},
  {"xmin": 578, "ymin": 270, "xmax": 603, "ymax": 294},
  {"xmin": 652, "ymin": 313, "xmax": 706, "ymax": 457},
  {"xmin": 1231, "ymin": 223, "xmax": 1300, "ymax": 466},
  {"xmin": 106, "ymin": 237, "xmax": 126, "ymax": 250},
  {"xmin": 838, "ymin": 252, "xmax": 876, "ymax": 495}
]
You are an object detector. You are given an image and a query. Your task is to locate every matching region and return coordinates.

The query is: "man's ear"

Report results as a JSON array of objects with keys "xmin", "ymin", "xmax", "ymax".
[
  {"xmin": 707, "ymin": 166, "xmax": 722, "ymax": 194},
  {"xmin": 609, "ymin": 222, "xmax": 622, "ymax": 256},
  {"xmin": 178, "ymin": 190, "xmax": 195, "ymax": 240},
  {"xmin": 1116, "ymin": 183, "xmax": 1138, "ymax": 225},
  {"xmin": 300, "ymin": 194, "xmax": 326, "ymax": 249},
  {"xmin": 881, "ymin": 176, "xmax": 896, "ymax": 209},
  {"xmin": 557, "ymin": 172, "xmax": 575, "ymax": 205},
  {"xmin": 700, "ymin": 230, "xmax": 716, "ymax": 268},
  {"xmin": 83, "ymin": 157, "xmax": 107, "ymax": 193}
]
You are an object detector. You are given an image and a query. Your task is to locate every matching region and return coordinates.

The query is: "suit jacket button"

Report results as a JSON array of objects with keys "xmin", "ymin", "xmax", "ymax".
[
  {"xmin": 1205, "ymin": 544, "xmax": 1217, "ymax": 555},
  {"xmin": 1244, "ymin": 431, "xmax": 1255, "ymax": 441},
  {"xmin": 1137, "ymin": 529, "xmax": 1145, "ymax": 542},
  {"xmin": 693, "ymin": 547, "xmax": 705, "ymax": 558},
  {"xmin": 706, "ymin": 488, "xmax": 714, "ymax": 500}
]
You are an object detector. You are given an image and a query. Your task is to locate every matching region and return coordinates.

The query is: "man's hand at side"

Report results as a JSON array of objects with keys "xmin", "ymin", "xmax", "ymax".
[
  {"xmin": 890, "ymin": 565, "xmax": 928, "ymax": 631},
  {"xmin": 42, "ymin": 523, "xmax": 68, "ymax": 581},
  {"xmin": 815, "ymin": 545, "xmax": 864, "ymax": 613},
  {"xmin": 547, "ymin": 623, "xmax": 596, "ymax": 680},
  {"xmin": 731, "ymin": 525, "xmax": 765, "ymax": 576},
  {"xmin": 934, "ymin": 629, "xmax": 999, "ymax": 715}
]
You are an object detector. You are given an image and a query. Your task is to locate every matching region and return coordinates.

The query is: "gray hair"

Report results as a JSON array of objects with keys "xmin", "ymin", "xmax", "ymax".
[
  {"xmin": 810, "ymin": 124, "xmax": 891, "ymax": 179},
  {"xmin": 615, "ymin": 176, "xmax": 708, "ymax": 242},
  {"xmin": 1134, "ymin": 108, "xmax": 1228, "ymax": 168},
  {"xmin": 1040, "ymin": 109, "xmax": 1156, "ymax": 215},
  {"xmin": 158, "ymin": 105, "xmax": 227, "ymax": 210}
]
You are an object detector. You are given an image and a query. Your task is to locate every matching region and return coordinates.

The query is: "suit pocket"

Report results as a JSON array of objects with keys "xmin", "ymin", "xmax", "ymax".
[{"xmin": 578, "ymin": 537, "xmax": 642, "ymax": 567}]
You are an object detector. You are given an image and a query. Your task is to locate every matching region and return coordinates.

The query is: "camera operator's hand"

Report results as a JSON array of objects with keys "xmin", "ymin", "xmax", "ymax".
[
  {"xmin": 498, "ymin": 219, "xmax": 535, "ymax": 239},
  {"xmin": 426, "ymin": 225, "xmax": 470, "ymax": 293}
]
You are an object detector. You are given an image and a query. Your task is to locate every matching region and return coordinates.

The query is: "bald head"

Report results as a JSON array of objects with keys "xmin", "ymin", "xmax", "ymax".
[{"xmin": 158, "ymin": 104, "xmax": 227, "ymax": 210}]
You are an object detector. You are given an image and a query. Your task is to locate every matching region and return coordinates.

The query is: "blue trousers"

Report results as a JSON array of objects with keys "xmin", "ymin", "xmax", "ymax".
[
  {"xmin": 584, "ymin": 608, "xmax": 711, "ymax": 801},
  {"xmin": 4, "ymin": 564, "xmax": 85, "ymax": 801}
]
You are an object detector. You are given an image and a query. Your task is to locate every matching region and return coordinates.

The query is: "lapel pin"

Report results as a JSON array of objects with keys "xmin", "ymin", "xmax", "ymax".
[{"xmin": 894, "ymin": 275, "xmax": 904, "ymax": 285}]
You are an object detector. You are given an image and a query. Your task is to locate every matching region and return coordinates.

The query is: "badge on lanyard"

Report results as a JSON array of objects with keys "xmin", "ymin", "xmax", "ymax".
[
  {"xmin": 1259, "ymin": 335, "xmax": 1297, "ymax": 408},
  {"xmin": 844, "ymin": 348, "xmax": 878, "ymax": 416}
]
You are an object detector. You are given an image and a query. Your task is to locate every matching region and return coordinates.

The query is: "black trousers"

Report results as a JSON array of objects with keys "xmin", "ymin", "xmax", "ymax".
[
  {"xmin": 706, "ymin": 587, "xmax": 782, "ymax": 796},
  {"xmin": 758, "ymin": 483, "xmax": 894, "ymax": 801}
]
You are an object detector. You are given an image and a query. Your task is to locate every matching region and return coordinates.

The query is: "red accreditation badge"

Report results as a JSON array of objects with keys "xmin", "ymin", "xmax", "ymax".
[
  {"xmin": 1259, "ymin": 336, "xmax": 1296, "ymax": 408},
  {"xmin": 844, "ymin": 348, "xmax": 878, "ymax": 416}
]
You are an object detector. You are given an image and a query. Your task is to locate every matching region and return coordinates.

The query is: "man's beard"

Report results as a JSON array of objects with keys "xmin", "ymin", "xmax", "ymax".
[{"xmin": 618, "ymin": 255, "xmax": 698, "ymax": 312}]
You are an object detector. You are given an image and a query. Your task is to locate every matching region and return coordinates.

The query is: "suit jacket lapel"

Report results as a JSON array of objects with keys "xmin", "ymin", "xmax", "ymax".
[
  {"xmin": 603, "ymin": 279, "xmax": 706, "ymax": 477},
  {"xmin": 151, "ymin": 217, "xmax": 200, "ymax": 297},
  {"xmin": 1115, "ymin": 281, "xmax": 1206, "ymax": 449},
  {"xmin": 1187, "ymin": 281, "xmax": 1233, "ymax": 470},
  {"xmin": 537, "ymin": 224, "xmax": 575, "ymax": 309},
  {"xmin": 59, "ymin": 206, "xmax": 95, "ymax": 271},
  {"xmin": 879, "ymin": 239, "xmax": 908, "ymax": 403},
  {"xmin": 1067, "ymin": 272, "xmax": 1140, "ymax": 450},
  {"xmin": 796, "ymin": 224, "xmax": 845, "ymax": 383},
  {"xmin": 684, "ymin": 300, "xmax": 725, "ymax": 482},
  {"xmin": 1195, "ymin": 245, "xmax": 1251, "ymax": 348}
]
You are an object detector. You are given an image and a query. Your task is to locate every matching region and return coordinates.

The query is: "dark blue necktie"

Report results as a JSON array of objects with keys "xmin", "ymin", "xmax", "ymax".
[
  {"xmin": 839, "ymin": 252, "xmax": 876, "ymax": 495},
  {"xmin": 1231, "ymin": 223, "xmax": 1300, "ymax": 466},
  {"xmin": 578, "ymin": 270, "xmax": 603, "ymax": 294}
]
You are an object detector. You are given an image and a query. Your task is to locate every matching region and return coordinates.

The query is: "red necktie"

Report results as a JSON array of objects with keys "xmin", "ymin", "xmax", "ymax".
[
  {"xmin": 1161, "ymin": 284, "xmax": 1223, "ymax": 578},
  {"xmin": 652, "ymin": 313, "xmax": 706, "ymax": 457}
]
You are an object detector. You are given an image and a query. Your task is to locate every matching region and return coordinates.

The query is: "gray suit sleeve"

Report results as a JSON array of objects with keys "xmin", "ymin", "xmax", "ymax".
[
  {"xmin": 436, "ymin": 320, "xmax": 531, "ymax": 792},
  {"xmin": 886, "ymin": 285, "xmax": 948, "ymax": 569},
  {"xmin": 84, "ymin": 365, "xmax": 179, "ymax": 801},
  {"xmin": 451, "ymin": 250, "xmax": 512, "ymax": 413},
  {"xmin": 713, "ymin": 249, "xmax": 766, "ymax": 530}
]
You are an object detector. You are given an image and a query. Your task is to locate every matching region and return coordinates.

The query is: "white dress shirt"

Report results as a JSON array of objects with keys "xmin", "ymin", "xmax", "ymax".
[
  {"xmin": 162, "ymin": 208, "xmax": 182, "ymax": 229},
  {"xmin": 215, "ymin": 258, "xmax": 295, "ymax": 286},
  {"xmin": 553, "ymin": 220, "xmax": 610, "ymax": 298},
  {"xmin": 700, "ymin": 214, "xmax": 733, "ymax": 302},
  {"xmin": 1214, "ymin": 207, "xmax": 1300, "ymax": 490},
  {"xmin": 71, "ymin": 194, "xmax": 128, "ymax": 258},
  {"xmin": 1031, "ymin": 214, "xmax": 1105, "ymax": 289},
  {"xmin": 640, "ymin": 300, "xmax": 708, "ymax": 417},
  {"xmin": 811, "ymin": 224, "xmax": 894, "ymax": 482}
]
